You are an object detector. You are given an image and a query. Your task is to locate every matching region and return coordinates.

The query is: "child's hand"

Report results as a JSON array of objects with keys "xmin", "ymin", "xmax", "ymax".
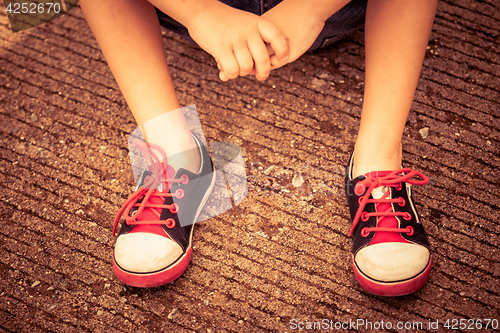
[
  {"xmin": 262, "ymin": 1, "xmax": 326, "ymax": 70},
  {"xmin": 186, "ymin": 2, "xmax": 289, "ymax": 81}
]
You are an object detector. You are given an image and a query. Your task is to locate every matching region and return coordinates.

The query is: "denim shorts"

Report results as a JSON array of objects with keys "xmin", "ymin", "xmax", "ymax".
[{"xmin": 156, "ymin": 0, "xmax": 367, "ymax": 51}]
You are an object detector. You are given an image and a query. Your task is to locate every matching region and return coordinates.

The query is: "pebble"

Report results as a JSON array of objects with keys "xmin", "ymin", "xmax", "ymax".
[
  {"xmin": 167, "ymin": 307, "xmax": 178, "ymax": 320},
  {"xmin": 311, "ymin": 77, "xmax": 327, "ymax": 90},
  {"xmin": 256, "ymin": 231, "xmax": 268, "ymax": 238},
  {"xmin": 263, "ymin": 165, "xmax": 275, "ymax": 176},
  {"xmin": 31, "ymin": 280, "xmax": 41, "ymax": 288},
  {"xmin": 419, "ymin": 127, "xmax": 430, "ymax": 139},
  {"xmin": 31, "ymin": 114, "xmax": 38, "ymax": 122},
  {"xmin": 292, "ymin": 173, "xmax": 304, "ymax": 187},
  {"xmin": 318, "ymin": 71, "xmax": 333, "ymax": 80}
]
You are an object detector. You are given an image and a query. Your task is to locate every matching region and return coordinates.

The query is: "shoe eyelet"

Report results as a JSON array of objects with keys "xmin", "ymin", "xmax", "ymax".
[
  {"xmin": 361, "ymin": 211, "xmax": 369, "ymax": 222},
  {"xmin": 398, "ymin": 197, "xmax": 406, "ymax": 207},
  {"xmin": 361, "ymin": 228, "xmax": 370, "ymax": 237},
  {"xmin": 175, "ymin": 188, "xmax": 185, "ymax": 199},
  {"xmin": 406, "ymin": 226, "xmax": 414, "ymax": 236},
  {"xmin": 403, "ymin": 212, "xmax": 412, "ymax": 221},
  {"xmin": 396, "ymin": 184, "xmax": 403, "ymax": 191},
  {"xmin": 129, "ymin": 208, "xmax": 138, "ymax": 217},
  {"xmin": 170, "ymin": 203, "xmax": 180, "ymax": 214},
  {"xmin": 181, "ymin": 174, "xmax": 189, "ymax": 185},
  {"xmin": 165, "ymin": 218, "xmax": 176, "ymax": 229},
  {"xmin": 358, "ymin": 196, "xmax": 363, "ymax": 205},
  {"xmin": 354, "ymin": 183, "xmax": 366, "ymax": 196}
]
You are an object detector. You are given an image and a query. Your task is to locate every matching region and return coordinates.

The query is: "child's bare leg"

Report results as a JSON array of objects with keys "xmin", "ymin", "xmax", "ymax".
[
  {"xmin": 80, "ymin": 0, "xmax": 200, "ymax": 173},
  {"xmin": 346, "ymin": 0, "xmax": 437, "ymax": 297},
  {"xmin": 353, "ymin": 0, "xmax": 437, "ymax": 176}
]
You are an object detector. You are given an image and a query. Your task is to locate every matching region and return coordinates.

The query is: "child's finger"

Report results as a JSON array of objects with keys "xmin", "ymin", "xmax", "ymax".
[
  {"xmin": 247, "ymin": 37, "xmax": 271, "ymax": 80},
  {"xmin": 270, "ymin": 54, "xmax": 287, "ymax": 70},
  {"xmin": 214, "ymin": 51, "xmax": 240, "ymax": 80},
  {"xmin": 266, "ymin": 44, "xmax": 287, "ymax": 70},
  {"xmin": 233, "ymin": 43, "xmax": 255, "ymax": 77},
  {"xmin": 219, "ymin": 71, "xmax": 229, "ymax": 81},
  {"xmin": 216, "ymin": 60, "xmax": 229, "ymax": 81},
  {"xmin": 266, "ymin": 43, "xmax": 275, "ymax": 57},
  {"xmin": 257, "ymin": 19, "xmax": 289, "ymax": 63}
]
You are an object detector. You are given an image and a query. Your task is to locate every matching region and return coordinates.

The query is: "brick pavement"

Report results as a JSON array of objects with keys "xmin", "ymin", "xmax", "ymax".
[{"xmin": 0, "ymin": 0, "xmax": 499, "ymax": 332}]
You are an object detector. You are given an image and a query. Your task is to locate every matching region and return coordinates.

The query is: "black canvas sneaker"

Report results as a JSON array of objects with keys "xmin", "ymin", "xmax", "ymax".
[
  {"xmin": 345, "ymin": 154, "xmax": 432, "ymax": 296},
  {"xmin": 112, "ymin": 133, "xmax": 216, "ymax": 287}
]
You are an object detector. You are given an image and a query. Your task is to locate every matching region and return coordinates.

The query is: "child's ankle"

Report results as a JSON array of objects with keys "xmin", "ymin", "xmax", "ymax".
[
  {"xmin": 352, "ymin": 146, "xmax": 402, "ymax": 178},
  {"xmin": 166, "ymin": 145, "xmax": 201, "ymax": 174},
  {"xmin": 141, "ymin": 108, "xmax": 201, "ymax": 173}
]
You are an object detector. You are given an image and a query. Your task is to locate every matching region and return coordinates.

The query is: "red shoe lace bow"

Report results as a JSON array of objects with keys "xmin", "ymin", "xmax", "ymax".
[
  {"xmin": 348, "ymin": 168, "xmax": 428, "ymax": 237},
  {"xmin": 112, "ymin": 139, "xmax": 189, "ymax": 236}
]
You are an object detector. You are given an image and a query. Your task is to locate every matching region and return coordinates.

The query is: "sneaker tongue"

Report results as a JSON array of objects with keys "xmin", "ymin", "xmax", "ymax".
[{"xmin": 364, "ymin": 170, "xmax": 393, "ymax": 200}]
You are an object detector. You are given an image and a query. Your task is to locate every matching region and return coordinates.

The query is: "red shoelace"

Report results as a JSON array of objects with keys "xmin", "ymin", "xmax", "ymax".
[
  {"xmin": 112, "ymin": 139, "xmax": 189, "ymax": 236},
  {"xmin": 348, "ymin": 168, "xmax": 428, "ymax": 238}
]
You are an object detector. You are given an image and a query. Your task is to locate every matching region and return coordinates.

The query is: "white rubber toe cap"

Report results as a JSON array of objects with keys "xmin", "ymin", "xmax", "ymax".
[
  {"xmin": 355, "ymin": 242, "xmax": 430, "ymax": 282},
  {"xmin": 114, "ymin": 233, "xmax": 183, "ymax": 273}
]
